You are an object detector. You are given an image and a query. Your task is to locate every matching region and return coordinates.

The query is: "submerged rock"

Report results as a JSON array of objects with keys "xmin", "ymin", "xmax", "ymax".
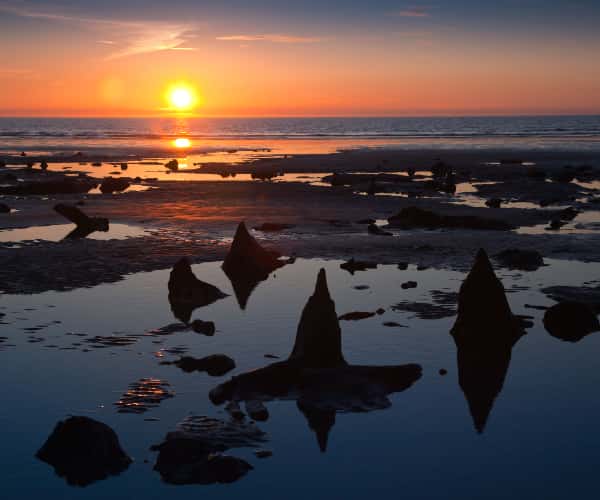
[
  {"xmin": 163, "ymin": 355, "xmax": 236, "ymax": 376},
  {"xmin": 339, "ymin": 258, "xmax": 377, "ymax": 275},
  {"xmin": 543, "ymin": 301, "xmax": 600, "ymax": 342},
  {"xmin": 450, "ymin": 249, "xmax": 524, "ymax": 433},
  {"xmin": 165, "ymin": 159, "xmax": 179, "ymax": 171},
  {"xmin": 152, "ymin": 415, "xmax": 265, "ymax": 485},
  {"xmin": 36, "ymin": 416, "xmax": 131, "ymax": 487},
  {"xmin": 388, "ymin": 206, "xmax": 512, "ymax": 230},
  {"xmin": 338, "ymin": 311, "xmax": 376, "ymax": 321},
  {"xmin": 253, "ymin": 222, "xmax": 294, "ymax": 232},
  {"xmin": 495, "ymin": 248, "xmax": 544, "ymax": 271},
  {"xmin": 209, "ymin": 269, "xmax": 421, "ymax": 451},
  {"xmin": 222, "ymin": 222, "xmax": 287, "ymax": 309},
  {"xmin": 168, "ymin": 258, "xmax": 228, "ymax": 323},
  {"xmin": 54, "ymin": 203, "xmax": 109, "ymax": 239},
  {"xmin": 100, "ymin": 177, "xmax": 130, "ymax": 194}
]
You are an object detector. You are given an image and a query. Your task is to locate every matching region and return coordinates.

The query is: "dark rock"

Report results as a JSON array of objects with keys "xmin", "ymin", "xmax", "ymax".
[
  {"xmin": 209, "ymin": 269, "xmax": 421, "ymax": 451},
  {"xmin": 526, "ymin": 166, "xmax": 546, "ymax": 179},
  {"xmin": 100, "ymin": 177, "xmax": 130, "ymax": 194},
  {"xmin": 382, "ymin": 321, "xmax": 407, "ymax": 328},
  {"xmin": 254, "ymin": 449, "xmax": 272, "ymax": 459},
  {"xmin": 542, "ymin": 285, "xmax": 600, "ymax": 313},
  {"xmin": 353, "ymin": 285, "xmax": 370, "ymax": 290},
  {"xmin": 165, "ymin": 159, "xmax": 179, "ymax": 171},
  {"xmin": 416, "ymin": 264, "xmax": 429, "ymax": 271},
  {"xmin": 168, "ymin": 258, "xmax": 228, "ymax": 323},
  {"xmin": 36, "ymin": 416, "xmax": 131, "ymax": 486},
  {"xmin": 543, "ymin": 301, "xmax": 600, "ymax": 342},
  {"xmin": 54, "ymin": 203, "xmax": 109, "ymax": 239},
  {"xmin": 546, "ymin": 219, "xmax": 566, "ymax": 230},
  {"xmin": 450, "ymin": 249, "xmax": 524, "ymax": 433},
  {"xmin": 0, "ymin": 202, "xmax": 10, "ymax": 213},
  {"xmin": 120, "ymin": 163, "xmax": 128, "ymax": 170},
  {"xmin": 222, "ymin": 222, "xmax": 287, "ymax": 309},
  {"xmin": 291, "ymin": 269, "xmax": 345, "ymax": 368},
  {"xmin": 397, "ymin": 262, "xmax": 409, "ymax": 270},
  {"xmin": 551, "ymin": 169, "xmax": 576, "ymax": 183},
  {"xmin": 191, "ymin": 320, "xmax": 216, "ymax": 336},
  {"xmin": 439, "ymin": 369, "xmax": 448, "ymax": 376},
  {"xmin": 253, "ymin": 223, "xmax": 294, "ymax": 232},
  {"xmin": 251, "ymin": 168, "xmax": 283, "ymax": 181},
  {"xmin": 40, "ymin": 161, "xmax": 48, "ymax": 170},
  {"xmin": 388, "ymin": 206, "xmax": 512, "ymax": 230},
  {"xmin": 495, "ymin": 249, "xmax": 544, "ymax": 271},
  {"xmin": 485, "ymin": 198, "xmax": 502, "ymax": 208},
  {"xmin": 401, "ymin": 281, "xmax": 417, "ymax": 289},
  {"xmin": 340, "ymin": 258, "xmax": 377, "ymax": 275},
  {"xmin": 557, "ymin": 207, "xmax": 580, "ymax": 221},
  {"xmin": 356, "ymin": 218, "xmax": 376, "ymax": 225},
  {"xmin": 376, "ymin": 308, "xmax": 385, "ymax": 315},
  {"xmin": 164, "ymin": 355, "xmax": 235, "ymax": 376},
  {"xmin": 245, "ymin": 400, "xmax": 269, "ymax": 421},
  {"xmin": 152, "ymin": 415, "xmax": 265, "ymax": 485},
  {"xmin": 367, "ymin": 223, "xmax": 392, "ymax": 236},
  {"xmin": 338, "ymin": 311, "xmax": 376, "ymax": 321}
]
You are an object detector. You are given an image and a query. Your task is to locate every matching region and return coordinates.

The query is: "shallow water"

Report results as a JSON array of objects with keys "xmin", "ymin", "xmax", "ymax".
[
  {"xmin": 0, "ymin": 223, "xmax": 147, "ymax": 243},
  {"xmin": 1, "ymin": 257, "xmax": 600, "ymax": 498}
]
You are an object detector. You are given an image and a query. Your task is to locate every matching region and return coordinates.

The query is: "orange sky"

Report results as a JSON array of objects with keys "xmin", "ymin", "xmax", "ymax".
[{"xmin": 1, "ymin": 1, "xmax": 599, "ymax": 117}]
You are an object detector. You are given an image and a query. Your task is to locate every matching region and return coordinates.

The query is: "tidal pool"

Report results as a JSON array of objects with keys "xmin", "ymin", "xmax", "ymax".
[{"xmin": 1, "ymin": 258, "xmax": 599, "ymax": 498}]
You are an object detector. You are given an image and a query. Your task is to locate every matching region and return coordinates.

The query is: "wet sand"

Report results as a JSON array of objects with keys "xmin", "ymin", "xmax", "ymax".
[{"xmin": 1, "ymin": 147, "xmax": 600, "ymax": 294}]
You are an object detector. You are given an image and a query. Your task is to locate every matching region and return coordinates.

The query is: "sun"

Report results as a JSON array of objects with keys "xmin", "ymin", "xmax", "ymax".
[{"xmin": 166, "ymin": 84, "xmax": 197, "ymax": 112}]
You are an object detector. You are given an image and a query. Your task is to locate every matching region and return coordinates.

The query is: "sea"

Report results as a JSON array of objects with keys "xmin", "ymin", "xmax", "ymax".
[{"xmin": 1, "ymin": 115, "xmax": 600, "ymax": 157}]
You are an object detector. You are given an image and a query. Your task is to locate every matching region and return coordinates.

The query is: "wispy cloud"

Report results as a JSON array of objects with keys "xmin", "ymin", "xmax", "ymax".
[
  {"xmin": 0, "ymin": 1, "xmax": 197, "ymax": 59},
  {"xmin": 396, "ymin": 7, "xmax": 430, "ymax": 18},
  {"xmin": 216, "ymin": 34, "xmax": 323, "ymax": 44}
]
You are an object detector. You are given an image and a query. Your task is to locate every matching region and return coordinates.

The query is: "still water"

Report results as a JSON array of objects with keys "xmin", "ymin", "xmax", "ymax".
[{"xmin": 1, "ymin": 258, "xmax": 599, "ymax": 498}]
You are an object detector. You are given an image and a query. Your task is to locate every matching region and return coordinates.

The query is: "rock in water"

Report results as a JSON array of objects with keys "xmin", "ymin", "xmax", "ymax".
[
  {"xmin": 451, "ymin": 249, "xmax": 523, "ymax": 344},
  {"xmin": 54, "ymin": 203, "xmax": 109, "ymax": 239},
  {"xmin": 388, "ymin": 206, "xmax": 512, "ymax": 230},
  {"xmin": 450, "ymin": 249, "xmax": 525, "ymax": 433},
  {"xmin": 168, "ymin": 258, "xmax": 228, "ymax": 323},
  {"xmin": 163, "ymin": 355, "xmax": 236, "ymax": 376},
  {"xmin": 152, "ymin": 416, "xmax": 265, "ymax": 485},
  {"xmin": 222, "ymin": 221, "xmax": 286, "ymax": 309},
  {"xmin": 290, "ymin": 269, "xmax": 346, "ymax": 368},
  {"xmin": 209, "ymin": 269, "xmax": 421, "ymax": 451},
  {"xmin": 0, "ymin": 202, "xmax": 10, "ymax": 213},
  {"xmin": 495, "ymin": 248, "xmax": 544, "ymax": 271},
  {"xmin": 543, "ymin": 301, "xmax": 600, "ymax": 342},
  {"xmin": 165, "ymin": 159, "xmax": 179, "ymax": 171},
  {"xmin": 36, "ymin": 416, "xmax": 131, "ymax": 487},
  {"xmin": 100, "ymin": 177, "xmax": 130, "ymax": 193}
]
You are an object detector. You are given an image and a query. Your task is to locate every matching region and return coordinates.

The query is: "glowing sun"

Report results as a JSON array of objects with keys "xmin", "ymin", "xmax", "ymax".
[{"xmin": 166, "ymin": 84, "xmax": 197, "ymax": 111}]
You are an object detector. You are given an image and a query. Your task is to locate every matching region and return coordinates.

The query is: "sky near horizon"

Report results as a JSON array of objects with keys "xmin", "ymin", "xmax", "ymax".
[{"xmin": 0, "ymin": 0, "xmax": 599, "ymax": 117}]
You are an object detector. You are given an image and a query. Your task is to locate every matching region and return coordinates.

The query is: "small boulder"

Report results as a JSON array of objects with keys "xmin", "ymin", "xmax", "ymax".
[
  {"xmin": 165, "ymin": 355, "xmax": 236, "ymax": 376},
  {"xmin": 485, "ymin": 198, "xmax": 502, "ymax": 208},
  {"xmin": 100, "ymin": 177, "xmax": 130, "ymax": 194},
  {"xmin": 543, "ymin": 301, "xmax": 600, "ymax": 342},
  {"xmin": 495, "ymin": 249, "xmax": 544, "ymax": 271},
  {"xmin": 191, "ymin": 320, "xmax": 216, "ymax": 336},
  {"xmin": 36, "ymin": 416, "xmax": 131, "ymax": 487},
  {"xmin": 165, "ymin": 159, "xmax": 179, "ymax": 171}
]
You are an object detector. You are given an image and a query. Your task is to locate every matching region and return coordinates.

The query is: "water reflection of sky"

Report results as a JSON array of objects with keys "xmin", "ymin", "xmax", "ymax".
[{"xmin": 1, "ymin": 258, "xmax": 600, "ymax": 498}]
